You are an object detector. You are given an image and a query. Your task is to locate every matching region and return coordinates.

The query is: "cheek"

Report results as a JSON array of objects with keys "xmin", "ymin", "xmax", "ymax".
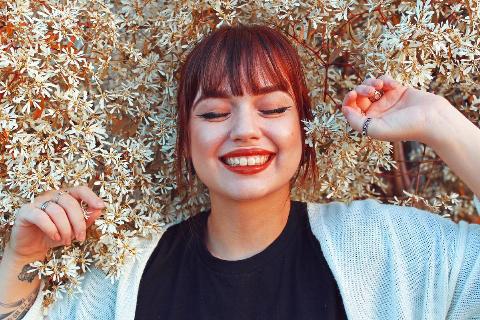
[
  {"xmin": 283, "ymin": 123, "xmax": 303, "ymax": 173},
  {"xmin": 189, "ymin": 122, "xmax": 225, "ymax": 159},
  {"xmin": 266, "ymin": 117, "xmax": 302, "ymax": 155}
]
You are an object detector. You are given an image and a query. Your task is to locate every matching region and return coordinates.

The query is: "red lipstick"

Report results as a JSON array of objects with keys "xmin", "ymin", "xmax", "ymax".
[{"xmin": 219, "ymin": 148, "xmax": 276, "ymax": 175}]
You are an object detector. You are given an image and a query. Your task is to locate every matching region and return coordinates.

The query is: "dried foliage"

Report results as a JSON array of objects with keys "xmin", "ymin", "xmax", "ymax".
[{"xmin": 0, "ymin": 0, "xmax": 479, "ymax": 312}]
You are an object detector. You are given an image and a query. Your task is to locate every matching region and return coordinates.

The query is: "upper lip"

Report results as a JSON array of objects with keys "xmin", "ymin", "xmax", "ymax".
[{"xmin": 220, "ymin": 148, "xmax": 276, "ymax": 158}]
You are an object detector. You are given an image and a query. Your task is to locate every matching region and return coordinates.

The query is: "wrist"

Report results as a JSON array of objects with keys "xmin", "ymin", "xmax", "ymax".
[
  {"xmin": 420, "ymin": 98, "xmax": 460, "ymax": 149},
  {"xmin": 4, "ymin": 242, "xmax": 45, "ymax": 268},
  {"xmin": 0, "ymin": 243, "xmax": 41, "ymax": 306}
]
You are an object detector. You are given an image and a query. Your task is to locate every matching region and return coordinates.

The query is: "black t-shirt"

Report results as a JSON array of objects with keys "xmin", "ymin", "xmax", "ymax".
[{"xmin": 135, "ymin": 200, "xmax": 347, "ymax": 320}]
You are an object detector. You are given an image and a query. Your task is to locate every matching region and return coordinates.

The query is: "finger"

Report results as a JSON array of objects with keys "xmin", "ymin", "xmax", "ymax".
[
  {"xmin": 56, "ymin": 193, "xmax": 87, "ymax": 241},
  {"xmin": 378, "ymin": 74, "xmax": 401, "ymax": 91},
  {"xmin": 342, "ymin": 106, "xmax": 366, "ymax": 133},
  {"xmin": 342, "ymin": 90, "xmax": 358, "ymax": 108},
  {"xmin": 341, "ymin": 107, "xmax": 396, "ymax": 141},
  {"xmin": 40, "ymin": 202, "xmax": 73, "ymax": 245},
  {"xmin": 19, "ymin": 204, "xmax": 61, "ymax": 242},
  {"xmin": 67, "ymin": 185, "xmax": 106, "ymax": 209},
  {"xmin": 361, "ymin": 76, "xmax": 374, "ymax": 85},
  {"xmin": 85, "ymin": 207, "xmax": 105, "ymax": 228},
  {"xmin": 363, "ymin": 78, "xmax": 383, "ymax": 89},
  {"xmin": 355, "ymin": 85, "xmax": 376, "ymax": 97},
  {"xmin": 356, "ymin": 85, "xmax": 382, "ymax": 111}
]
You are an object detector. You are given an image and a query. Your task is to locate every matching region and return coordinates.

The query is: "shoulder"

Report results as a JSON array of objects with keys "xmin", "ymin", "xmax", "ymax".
[
  {"xmin": 305, "ymin": 199, "xmax": 480, "ymax": 317},
  {"xmin": 306, "ymin": 198, "xmax": 464, "ymax": 238},
  {"xmin": 305, "ymin": 199, "xmax": 470, "ymax": 266},
  {"xmin": 31, "ymin": 217, "xmax": 196, "ymax": 319}
]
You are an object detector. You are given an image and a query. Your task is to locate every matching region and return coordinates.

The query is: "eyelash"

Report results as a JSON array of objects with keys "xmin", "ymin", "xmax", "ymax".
[{"xmin": 197, "ymin": 106, "xmax": 292, "ymax": 120}]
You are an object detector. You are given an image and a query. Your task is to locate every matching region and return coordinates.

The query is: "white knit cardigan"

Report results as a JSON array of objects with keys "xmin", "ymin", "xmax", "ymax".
[{"xmin": 23, "ymin": 196, "xmax": 480, "ymax": 320}]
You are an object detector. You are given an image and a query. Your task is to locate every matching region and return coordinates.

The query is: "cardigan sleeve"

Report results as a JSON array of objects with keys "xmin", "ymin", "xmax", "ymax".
[
  {"xmin": 22, "ymin": 268, "xmax": 118, "ymax": 320},
  {"xmin": 22, "ymin": 228, "xmax": 167, "ymax": 319},
  {"xmin": 308, "ymin": 195, "xmax": 480, "ymax": 319},
  {"xmin": 446, "ymin": 194, "xmax": 480, "ymax": 318},
  {"xmin": 370, "ymin": 197, "xmax": 480, "ymax": 319}
]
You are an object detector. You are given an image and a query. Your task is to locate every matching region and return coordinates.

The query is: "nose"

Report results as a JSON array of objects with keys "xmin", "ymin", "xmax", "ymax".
[{"xmin": 229, "ymin": 105, "xmax": 262, "ymax": 142}]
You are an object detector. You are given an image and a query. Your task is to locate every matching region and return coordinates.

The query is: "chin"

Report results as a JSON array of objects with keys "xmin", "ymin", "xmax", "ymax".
[{"xmin": 211, "ymin": 182, "xmax": 287, "ymax": 202}]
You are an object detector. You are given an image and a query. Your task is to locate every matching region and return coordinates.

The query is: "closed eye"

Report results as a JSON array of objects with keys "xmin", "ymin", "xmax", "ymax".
[
  {"xmin": 260, "ymin": 106, "xmax": 292, "ymax": 115},
  {"xmin": 196, "ymin": 106, "xmax": 292, "ymax": 120},
  {"xmin": 196, "ymin": 112, "xmax": 230, "ymax": 120}
]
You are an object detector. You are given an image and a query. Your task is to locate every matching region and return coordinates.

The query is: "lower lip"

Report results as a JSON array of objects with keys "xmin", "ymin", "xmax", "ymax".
[{"xmin": 220, "ymin": 155, "xmax": 275, "ymax": 175}]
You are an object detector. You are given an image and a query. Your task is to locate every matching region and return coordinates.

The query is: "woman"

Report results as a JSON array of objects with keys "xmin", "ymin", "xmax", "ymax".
[{"xmin": 1, "ymin": 24, "xmax": 479, "ymax": 320}]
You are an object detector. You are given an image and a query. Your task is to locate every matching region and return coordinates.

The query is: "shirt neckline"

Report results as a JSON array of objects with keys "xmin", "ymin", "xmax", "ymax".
[{"xmin": 193, "ymin": 200, "xmax": 301, "ymax": 275}]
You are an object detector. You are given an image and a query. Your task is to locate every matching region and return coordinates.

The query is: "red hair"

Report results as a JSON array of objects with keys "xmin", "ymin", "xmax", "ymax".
[{"xmin": 175, "ymin": 24, "xmax": 317, "ymax": 190}]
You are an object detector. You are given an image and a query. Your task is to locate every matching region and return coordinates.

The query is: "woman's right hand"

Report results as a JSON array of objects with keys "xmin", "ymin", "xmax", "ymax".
[{"xmin": 7, "ymin": 185, "xmax": 106, "ymax": 259}]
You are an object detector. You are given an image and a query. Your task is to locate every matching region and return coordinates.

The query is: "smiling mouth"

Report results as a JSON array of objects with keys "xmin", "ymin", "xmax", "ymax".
[
  {"xmin": 220, "ymin": 154, "xmax": 272, "ymax": 167},
  {"xmin": 219, "ymin": 154, "xmax": 275, "ymax": 175}
]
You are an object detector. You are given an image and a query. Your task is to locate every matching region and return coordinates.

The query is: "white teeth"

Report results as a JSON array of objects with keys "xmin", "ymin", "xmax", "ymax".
[{"xmin": 223, "ymin": 155, "xmax": 271, "ymax": 167}]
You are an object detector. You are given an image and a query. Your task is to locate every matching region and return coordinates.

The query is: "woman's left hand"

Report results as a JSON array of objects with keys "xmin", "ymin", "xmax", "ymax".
[{"xmin": 341, "ymin": 75, "xmax": 453, "ymax": 144}]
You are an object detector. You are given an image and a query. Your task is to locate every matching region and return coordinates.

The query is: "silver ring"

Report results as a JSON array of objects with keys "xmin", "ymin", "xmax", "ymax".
[
  {"xmin": 40, "ymin": 200, "xmax": 54, "ymax": 211},
  {"xmin": 53, "ymin": 190, "xmax": 67, "ymax": 204},
  {"xmin": 369, "ymin": 89, "xmax": 383, "ymax": 103},
  {"xmin": 79, "ymin": 200, "xmax": 92, "ymax": 218},
  {"xmin": 362, "ymin": 117, "xmax": 373, "ymax": 137}
]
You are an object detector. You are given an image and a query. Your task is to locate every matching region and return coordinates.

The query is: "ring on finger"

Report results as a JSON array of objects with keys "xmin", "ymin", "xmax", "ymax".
[
  {"xmin": 369, "ymin": 89, "xmax": 383, "ymax": 103},
  {"xmin": 39, "ymin": 200, "xmax": 55, "ymax": 211},
  {"xmin": 80, "ymin": 200, "xmax": 91, "ymax": 218},
  {"xmin": 362, "ymin": 117, "xmax": 373, "ymax": 137}
]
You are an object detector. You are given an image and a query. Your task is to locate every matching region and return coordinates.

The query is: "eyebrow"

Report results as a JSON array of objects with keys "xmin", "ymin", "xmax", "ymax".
[{"xmin": 192, "ymin": 84, "xmax": 289, "ymax": 110}]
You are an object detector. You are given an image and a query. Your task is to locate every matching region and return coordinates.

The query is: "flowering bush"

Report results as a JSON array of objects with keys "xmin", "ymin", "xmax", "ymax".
[{"xmin": 0, "ymin": 0, "xmax": 479, "ymax": 312}]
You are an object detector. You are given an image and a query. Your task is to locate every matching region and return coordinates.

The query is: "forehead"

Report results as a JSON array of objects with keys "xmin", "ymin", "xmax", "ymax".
[{"xmin": 192, "ymin": 82, "xmax": 293, "ymax": 109}]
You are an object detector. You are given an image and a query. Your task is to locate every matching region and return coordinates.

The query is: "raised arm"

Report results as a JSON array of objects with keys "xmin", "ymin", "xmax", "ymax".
[
  {"xmin": 0, "ymin": 186, "xmax": 105, "ymax": 319},
  {"xmin": 421, "ymin": 105, "xmax": 480, "ymax": 199},
  {"xmin": 341, "ymin": 75, "xmax": 480, "ymax": 199}
]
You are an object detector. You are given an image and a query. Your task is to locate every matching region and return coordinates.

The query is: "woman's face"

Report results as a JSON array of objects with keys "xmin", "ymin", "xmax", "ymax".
[{"xmin": 189, "ymin": 83, "xmax": 302, "ymax": 201}]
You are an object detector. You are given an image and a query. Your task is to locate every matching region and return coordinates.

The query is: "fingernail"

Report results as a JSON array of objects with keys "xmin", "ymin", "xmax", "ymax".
[
  {"xmin": 96, "ymin": 200, "xmax": 105, "ymax": 208},
  {"xmin": 54, "ymin": 233, "xmax": 61, "ymax": 241}
]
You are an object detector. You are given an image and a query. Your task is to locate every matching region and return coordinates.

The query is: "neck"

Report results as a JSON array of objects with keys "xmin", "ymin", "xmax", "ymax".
[{"xmin": 205, "ymin": 185, "xmax": 291, "ymax": 261}]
